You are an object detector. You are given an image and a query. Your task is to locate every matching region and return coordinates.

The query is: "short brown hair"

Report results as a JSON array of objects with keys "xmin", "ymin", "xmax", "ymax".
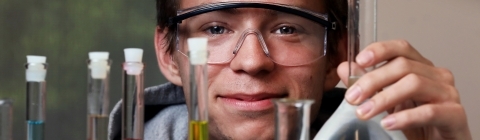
[{"xmin": 155, "ymin": 0, "xmax": 347, "ymax": 63}]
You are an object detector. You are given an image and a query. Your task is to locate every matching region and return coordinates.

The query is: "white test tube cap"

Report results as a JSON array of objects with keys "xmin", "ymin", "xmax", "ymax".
[
  {"xmin": 89, "ymin": 52, "xmax": 110, "ymax": 79},
  {"xmin": 187, "ymin": 37, "xmax": 208, "ymax": 64},
  {"xmin": 124, "ymin": 48, "xmax": 143, "ymax": 62},
  {"xmin": 89, "ymin": 52, "xmax": 109, "ymax": 60},
  {"xmin": 26, "ymin": 55, "xmax": 47, "ymax": 82},
  {"xmin": 27, "ymin": 55, "xmax": 47, "ymax": 63},
  {"xmin": 187, "ymin": 38, "xmax": 208, "ymax": 52}
]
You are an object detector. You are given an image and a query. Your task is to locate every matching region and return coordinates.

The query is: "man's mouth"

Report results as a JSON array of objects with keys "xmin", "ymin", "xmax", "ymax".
[{"xmin": 218, "ymin": 93, "xmax": 288, "ymax": 112}]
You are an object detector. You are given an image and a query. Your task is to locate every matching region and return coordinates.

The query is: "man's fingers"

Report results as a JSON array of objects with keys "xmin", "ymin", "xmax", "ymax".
[
  {"xmin": 381, "ymin": 103, "xmax": 466, "ymax": 132},
  {"xmin": 341, "ymin": 56, "xmax": 456, "ymax": 105},
  {"xmin": 357, "ymin": 40, "xmax": 433, "ymax": 67},
  {"xmin": 355, "ymin": 73, "xmax": 459, "ymax": 120},
  {"xmin": 337, "ymin": 62, "xmax": 367, "ymax": 87}
]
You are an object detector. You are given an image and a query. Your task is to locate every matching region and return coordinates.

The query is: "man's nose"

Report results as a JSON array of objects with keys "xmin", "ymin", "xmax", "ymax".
[{"xmin": 229, "ymin": 33, "xmax": 275, "ymax": 75}]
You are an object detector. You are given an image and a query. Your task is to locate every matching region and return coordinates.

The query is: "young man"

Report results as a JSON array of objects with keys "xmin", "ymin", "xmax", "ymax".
[{"xmin": 109, "ymin": 0, "xmax": 472, "ymax": 139}]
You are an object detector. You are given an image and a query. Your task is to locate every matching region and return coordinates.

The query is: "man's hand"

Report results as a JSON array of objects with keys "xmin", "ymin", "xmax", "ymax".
[{"xmin": 337, "ymin": 40, "xmax": 472, "ymax": 139}]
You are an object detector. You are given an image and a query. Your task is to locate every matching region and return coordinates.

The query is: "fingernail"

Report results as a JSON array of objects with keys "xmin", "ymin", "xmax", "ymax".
[
  {"xmin": 357, "ymin": 101, "xmax": 373, "ymax": 116},
  {"xmin": 381, "ymin": 116, "xmax": 396, "ymax": 129},
  {"xmin": 346, "ymin": 85, "xmax": 362, "ymax": 102},
  {"xmin": 357, "ymin": 51, "xmax": 374, "ymax": 65}
]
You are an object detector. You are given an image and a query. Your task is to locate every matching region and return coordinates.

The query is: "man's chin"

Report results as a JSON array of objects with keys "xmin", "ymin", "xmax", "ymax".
[
  {"xmin": 209, "ymin": 122, "xmax": 276, "ymax": 140},
  {"xmin": 209, "ymin": 111, "xmax": 277, "ymax": 139},
  {"xmin": 232, "ymin": 108, "xmax": 275, "ymax": 119}
]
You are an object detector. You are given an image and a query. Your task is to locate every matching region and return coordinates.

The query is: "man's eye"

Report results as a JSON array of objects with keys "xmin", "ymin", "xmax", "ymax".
[
  {"xmin": 275, "ymin": 26, "xmax": 296, "ymax": 34},
  {"xmin": 207, "ymin": 26, "xmax": 226, "ymax": 34}
]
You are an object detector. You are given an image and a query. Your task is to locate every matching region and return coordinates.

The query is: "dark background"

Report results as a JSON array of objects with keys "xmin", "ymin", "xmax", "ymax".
[{"xmin": 0, "ymin": 0, "xmax": 167, "ymax": 139}]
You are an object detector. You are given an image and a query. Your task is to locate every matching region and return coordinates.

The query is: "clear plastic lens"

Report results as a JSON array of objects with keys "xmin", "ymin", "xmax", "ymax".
[{"xmin": 176, "ymin": 8, "xmax": 327, "ymax": 66}]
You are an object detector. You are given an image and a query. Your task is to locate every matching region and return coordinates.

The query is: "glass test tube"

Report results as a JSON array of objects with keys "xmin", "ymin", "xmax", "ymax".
[
  {"xmin": 348, "ymin": 0, "xmax": 391, "ymax": 139},
  {"xmin": 0, "ymin": 99, "xmax": 13, "ymax": 140},
  {"xmin": 121, "ymin": 48, "xmax": 144, "ymax": 140},
  {"xmin": 87, "ymin": 52, "xmax": 111, "ymax": 140},
  {"xmin": 187, "ymin": 38, "xmax": 209, "ymax": 140},
  {"xmin": 274, "ymin": 99, "xmax": 314, "ymax": 140},
  {"xmin": 25, "ymin": 55, "xmax": 47, "ymax": 140},
  {"xmin": 348, "ymin": 0, "xmax": 377, "ymax": 84}
]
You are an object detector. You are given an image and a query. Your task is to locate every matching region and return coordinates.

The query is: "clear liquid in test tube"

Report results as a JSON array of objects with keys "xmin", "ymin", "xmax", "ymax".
[
  {"xmin": 121, "ymin": 48, "xmax": 144, "ymax": 140},
  {"xmin": 25, "ymin": 55, "xmax": 47, "ymax": 140},
  {"xmin": 87, "ymin": 52, "xmax": 111, "ymax": 140},
  {"xmin": 0, "ymin": 99, "xmax": 13, "ymax": 140}
]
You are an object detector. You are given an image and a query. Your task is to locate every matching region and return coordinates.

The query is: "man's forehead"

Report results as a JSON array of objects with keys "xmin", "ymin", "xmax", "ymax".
[{"xmin": 179, "ymin": 0, "xmax": 326, "ymax": 13}]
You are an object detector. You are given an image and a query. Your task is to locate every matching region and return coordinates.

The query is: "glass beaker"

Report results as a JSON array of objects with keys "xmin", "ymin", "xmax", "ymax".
[
  {"xmin": 274, "ymin": 98, "xmax": 314, "ymax": 140},
  {"xmin": 313, "ymin": 99, "xmax": 406, "ymax": 140}
]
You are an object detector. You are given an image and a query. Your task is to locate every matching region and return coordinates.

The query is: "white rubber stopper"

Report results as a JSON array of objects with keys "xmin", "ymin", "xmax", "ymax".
[
  {"xmin": 0, "ymin": 99, "xmax": 12, "ymax": 106},
  {"xmin": 89, "ymin": 52, "xmax": 109, "ymax": 60},
  {"xmin": 27, "ymin": 55, "xmax": 46, "ymax": 63},
  {"xmin": 124, "ymin": 48, "xmax": 144, "ymax": 75},
  {"xmin": 26, "ymin": 55, "xmax": 47, "ymax": 82},
  {"xmin": 124, "ymin": 48, "xmax": 143, "ymax": 62},
  {"xmin": 187, "ymin": 38, "xmax": 208, "ymax": 65},
  {"xmin": 89, "ymin": 52, "xmax": 110, "ymax": 79},
  {"xmin": 124, "ymin": 63, "xmax": 143, "ymax": 75}
]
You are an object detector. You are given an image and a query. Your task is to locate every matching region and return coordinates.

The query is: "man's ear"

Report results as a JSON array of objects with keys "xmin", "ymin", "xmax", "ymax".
[
  {"xmin": 323, "ymin": 33, "xmax": 348, "ymax": 91},
  {"xmin": 155, "ymin": 26, "xmax": 183, "ymax": 86}
]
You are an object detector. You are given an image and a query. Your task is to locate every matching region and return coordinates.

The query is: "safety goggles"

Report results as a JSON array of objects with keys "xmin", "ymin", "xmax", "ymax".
[{"xmin": 169, "ymin": 1, "xmax": 336, "ymax": 66}]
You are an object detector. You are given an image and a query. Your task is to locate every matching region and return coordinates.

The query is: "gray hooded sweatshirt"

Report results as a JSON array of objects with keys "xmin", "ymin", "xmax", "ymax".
[{"xmin": 108, "ymin": 82, "xmax": 345, "ymax": 140}]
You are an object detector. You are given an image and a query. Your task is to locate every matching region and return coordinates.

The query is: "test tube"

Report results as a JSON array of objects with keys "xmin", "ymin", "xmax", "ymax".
[
  {"xmin": 121, "ymin": 48, "xmax": 144, "ymax": 140},
  {"xmin": 348, "ymin": 0, "xmax": 377, "ymax": 85},
  {"xmin": 187, "ymin": 38, "xmax": 209, "ymax": 140},
  {"xmin": 25, "ymin": 55, "xmax": 47, "ymax": 140},
  {"xmin": 87, "ymin": 52, "xmax": 111, "ymax": 140},
  {"xmin": 0, "ymin": 99, "xmax": 13, "ymax": 140},
  {"xmin": 273, "ymin": 99, "xmax": 314, "ymax": 140}
]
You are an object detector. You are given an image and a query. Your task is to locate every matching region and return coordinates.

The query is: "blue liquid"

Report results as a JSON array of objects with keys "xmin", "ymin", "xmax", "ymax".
[{"xmin": 27, "ymin": 120, "xmax": 44, "ymax": 140}]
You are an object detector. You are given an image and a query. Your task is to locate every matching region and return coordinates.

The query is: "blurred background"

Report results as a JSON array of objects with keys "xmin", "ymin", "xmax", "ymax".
[
  {"xmin": 0, "ymin": 0, "xmax": 164, "ymax": 139},
  {"xmin": 0, "ymin": 0, "xmax": 479, "ymax": 139}
]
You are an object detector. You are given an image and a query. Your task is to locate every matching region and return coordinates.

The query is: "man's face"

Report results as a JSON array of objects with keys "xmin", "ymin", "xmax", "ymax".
[{"xmin": 174, "ymin": 0, "xmax": 335, "ymax": 139}]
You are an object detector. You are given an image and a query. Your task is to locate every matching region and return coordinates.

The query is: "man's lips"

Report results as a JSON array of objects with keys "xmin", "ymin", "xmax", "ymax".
[{"xmin": 218, "ymin": 93, "xmax": 288, "ymax": 111}]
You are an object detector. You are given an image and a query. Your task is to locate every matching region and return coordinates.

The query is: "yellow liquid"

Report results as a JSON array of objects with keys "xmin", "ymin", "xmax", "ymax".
[{"xmin": 189, "ymin": 120, "xmax": 208, "ymax": 140}]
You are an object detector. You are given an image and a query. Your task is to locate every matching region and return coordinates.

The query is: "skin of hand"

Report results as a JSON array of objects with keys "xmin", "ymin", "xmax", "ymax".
[{"xmin": 337, "ymin": 40, "xmax": 472, "ymax": 140}]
